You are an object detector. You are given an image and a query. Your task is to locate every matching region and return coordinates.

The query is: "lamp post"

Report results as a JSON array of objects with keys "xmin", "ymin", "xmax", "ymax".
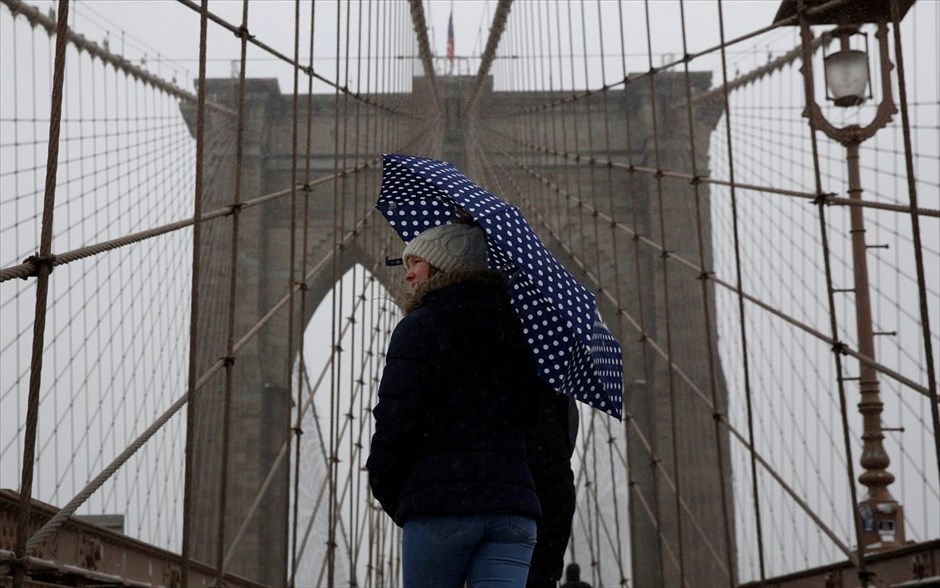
[{"xmin": 774, "ymin": 0, "xmax": 915, "ymax": 552}]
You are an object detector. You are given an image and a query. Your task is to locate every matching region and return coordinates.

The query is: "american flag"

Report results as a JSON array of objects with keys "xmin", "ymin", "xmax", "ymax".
[{"xmin": 446, "ymin": 11, "xmax": 454, "ymax": 67}]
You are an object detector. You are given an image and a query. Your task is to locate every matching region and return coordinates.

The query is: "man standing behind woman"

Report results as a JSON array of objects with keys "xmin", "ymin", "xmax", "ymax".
[{"xmin": 367, "ymin": 220, "xmax": 548, "ymax": 587}]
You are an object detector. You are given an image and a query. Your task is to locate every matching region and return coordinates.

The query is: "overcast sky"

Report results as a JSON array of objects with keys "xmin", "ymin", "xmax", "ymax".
[{"xmin": 21, "ymin": 0, "xmax": 796, "ymax": 95}]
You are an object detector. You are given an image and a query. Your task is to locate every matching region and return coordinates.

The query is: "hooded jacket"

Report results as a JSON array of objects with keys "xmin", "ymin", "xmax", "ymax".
[{"xmin": 366, "ymin": 270, "xmax": 542, "ymax": 526}]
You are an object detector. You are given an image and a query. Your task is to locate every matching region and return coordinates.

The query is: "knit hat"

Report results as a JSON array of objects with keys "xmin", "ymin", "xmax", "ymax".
[{"xmin": 401, "ymin": 223, "xmax": 489, "ymax": 273}]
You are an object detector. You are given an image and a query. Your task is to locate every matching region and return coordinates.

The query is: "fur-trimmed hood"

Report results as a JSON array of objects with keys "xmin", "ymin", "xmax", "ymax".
[{"xmin": 403, "ymin": 269, "xmax": 507, "ymax": 314}]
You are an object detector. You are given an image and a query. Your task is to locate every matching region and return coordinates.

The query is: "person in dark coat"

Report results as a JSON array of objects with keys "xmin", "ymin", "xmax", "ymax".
[
  {"xmin": 559, "ymin": 562, "xmax": 592, "ymax": 588},
  {"xmin": 525, "ymin": 391, "xmax": 578, "ymax": 588},
  {"xmin": 367, "ymin": 222, "xmax": 543, "ymax": 588}
]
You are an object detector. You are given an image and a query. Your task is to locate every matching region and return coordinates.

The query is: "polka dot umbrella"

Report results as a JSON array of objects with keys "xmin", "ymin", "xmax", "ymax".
[{"xmin": 377, "ymin": 153, "xmax": 623, "ymax": 419}]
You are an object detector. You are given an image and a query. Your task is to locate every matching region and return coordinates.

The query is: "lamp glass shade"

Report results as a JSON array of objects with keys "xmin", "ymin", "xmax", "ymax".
[{"xmin": 824, "ymin": 49, "xmax": 869, "ymax": 107}]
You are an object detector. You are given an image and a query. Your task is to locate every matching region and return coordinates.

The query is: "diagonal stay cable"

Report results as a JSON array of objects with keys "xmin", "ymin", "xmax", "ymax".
[
  {"xmin": 21, "ymin": 121, "xmax": 434, "ymax": 551},
  {"xmin": 0, "ymin": 134, "xmax": 436, "ymax": 283},
  {"xmin": 485, "ymin": 0, "xmax": 854, "ymax": 120},
  {"xmin": 222, "ymin": 273, "xmax": 375, "ymax": 574},
  {"xmin": 465, "ymin": 0, "xmax": 513, "ymax": 114},
  {"xmin": 24, "ymin": 208, "xmax": 369, "ymax": 554},
  {"xmin": 487, "ymin": 125, "xmax": 940, "ymax": 218},
  {"xmin": 480, "ymin": 132, "xmax": 866, "ymax": 569},
  {"xmin": 174, "ymin": 0, "xmax": 417, "ymax": 119},
  {"xmin": 0, "ymin": 0, "xmax": 235, "ymax": 116},
  {"xmin": 407, "ymin": 0, "xmax": 440, "ymax": 112},
  {"xmin": 477, "ymin": 136, "xmax": 724, "ymax": 584},
  {"xmin": 472, "ymin": 135, "xmax": 695, "ymax": 586},
  {"xmin": 484, "ymin": 128, "xmax": 934, "ymax": 401}
]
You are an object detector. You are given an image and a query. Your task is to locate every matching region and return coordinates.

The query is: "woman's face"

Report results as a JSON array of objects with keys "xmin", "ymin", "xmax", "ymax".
[{"xmin": 405, "ymin": 256, "xmax": 432, "ymax": 288}]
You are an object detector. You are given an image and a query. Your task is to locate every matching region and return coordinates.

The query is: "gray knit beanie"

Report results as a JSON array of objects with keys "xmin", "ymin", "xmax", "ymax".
[{"xmin": 401, "ymin": 223, "xmax": 489, "ymax": 273}]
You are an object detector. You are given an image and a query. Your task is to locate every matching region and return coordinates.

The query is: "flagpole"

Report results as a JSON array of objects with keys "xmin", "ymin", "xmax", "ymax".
[{"xmin": 447, "ymin": 3, "xmax": 454, "ymax": 76}]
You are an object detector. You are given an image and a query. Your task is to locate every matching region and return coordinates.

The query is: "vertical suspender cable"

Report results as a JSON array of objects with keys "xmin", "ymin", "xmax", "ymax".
[
  {"xmin": 350, "ymin": 2, "xmax": 366, "ymax": 579},
  {"xmin": 641, "ymin": 0, "xmax": 687, "ymax": 582},
  {"xmin": 554, "ymin": 1, "xmax": 575, "ymax": 276},
  {"xmin": 180, "ymin": 1, "xmax": 210, "ymax": 585},
  {"xmin": 715, "ymin": 0, "xmax": 769, "ymax": 581},
  {"xmin": 793, "ymin": 0, "xmax": 869, "ymax": 581},
  {"xmin": 283, "ymin": 0, "xmax": 303, "ymax": 584},
  {"xmin": 214, "ymin": 0, "xmax": 251, "ymax": 582},
  {"xmin": 615, "ymin": 1, "xmax": 665, "ymax": 581},
  {"xmin": 328, "ymin": 2, "xmax": 343, "ymax": 583},
  {"xmin": 594, "ymin": 1, "xmax": 628, "ymax": 582},
  {"xmin": 677, "ymin": 1, "xmax": 736, "ymax": 584},
  {"xmin": 577, "ymin": 3, "xmax": 606, "ymax": 580},
  {"xmin": 12, "ymin": 2, "xmax": 70, "ymax": 586},
  {"xmin": 339, "ymin": 0, "xmax": 354, "ymax": 576},
  {"xmin": 290, "ymin": 1, "xmax": 318, "ymax": 584},
  {"xmin": 889, "ymin": 0, "xmax": 940, "ymax": 479}
]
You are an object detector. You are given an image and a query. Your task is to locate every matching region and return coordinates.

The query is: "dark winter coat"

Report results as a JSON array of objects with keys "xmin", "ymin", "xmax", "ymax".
[
  {"xmin": 526, "ymin": 389, "xmax": 578, "ymax": 587},
  {"xmin": 366, "ymin": 270, "xmax": 542, "ymax": 526}
]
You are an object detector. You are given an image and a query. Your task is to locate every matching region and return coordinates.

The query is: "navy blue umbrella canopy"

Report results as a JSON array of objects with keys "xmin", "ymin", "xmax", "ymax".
[{"xmin": 377, "ymin": 153, "xmax": 623, "ymax": 419}]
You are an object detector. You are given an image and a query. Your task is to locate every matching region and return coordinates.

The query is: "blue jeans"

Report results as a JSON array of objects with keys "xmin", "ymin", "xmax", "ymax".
[{"xmin": 402, "ymin": 513, "xmax": 538, "ymax": 588}]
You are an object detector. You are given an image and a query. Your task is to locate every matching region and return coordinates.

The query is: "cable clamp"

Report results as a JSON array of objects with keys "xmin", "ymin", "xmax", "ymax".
[
  {"xmin": 292, "ymin": 426, "xmax": 304, "ymax": 436},
  {"xmin": 831, "ymin": 340, "xmax": 847, "ymax": 354},
  {"xmin": 23, "ymin": 252, "xmax": 56, "ymax": 277},
  {"xmin": 222, "ymin": 356, "xmax": 236, "ymax": 367},
  {"xmin": 812, "ymin": 192, "xmax": 836, "ymax": 206},
  {"xmin": 234, "ymin": 25, "xmax": 254, "ymax": 41},
  {"xmin": 660, "ymin": 250, "xmax": 671, "ymax": 259},
  {"xmin": 697, "ymin": 271, "xmax": 713, "ymax": 281},
  {"xmin": 689, "ymin": 175, "xmax": 702, "ymax": 185}
]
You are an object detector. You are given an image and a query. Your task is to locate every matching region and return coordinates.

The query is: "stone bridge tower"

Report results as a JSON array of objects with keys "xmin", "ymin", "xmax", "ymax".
[{"xmin": 183, "ymin": 73, "xmax": 730, "ymax": 587}]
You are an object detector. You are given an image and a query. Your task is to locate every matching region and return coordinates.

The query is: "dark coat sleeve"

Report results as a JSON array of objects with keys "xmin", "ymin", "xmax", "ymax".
[{"xmin": 366, "ymin": 313, "xmax": 437, "ymax": 524}]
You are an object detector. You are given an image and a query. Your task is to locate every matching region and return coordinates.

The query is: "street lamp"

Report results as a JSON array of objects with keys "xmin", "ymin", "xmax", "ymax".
[
  {"xmin": 773, "ymin": 0, "xmax": 915, "ymax": 553},
  {"xmin": 823, "ymin": 28, "xmax": 871, "ymax": 107}
]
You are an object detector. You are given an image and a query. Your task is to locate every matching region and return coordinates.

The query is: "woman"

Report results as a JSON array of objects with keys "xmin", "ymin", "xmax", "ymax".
[{"xmin": 366, "ymin": 221, "xmax": 542, "ymax": 587}]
